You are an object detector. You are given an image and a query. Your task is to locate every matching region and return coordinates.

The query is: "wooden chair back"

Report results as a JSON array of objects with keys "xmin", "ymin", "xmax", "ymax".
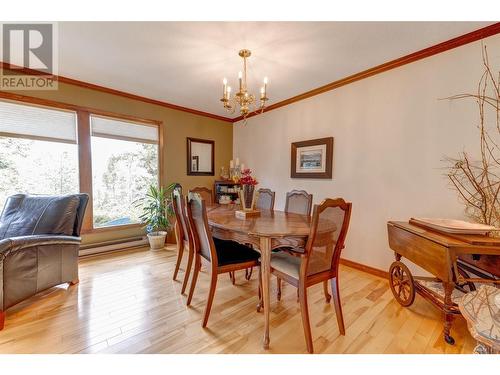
[
  {"xmin": 172, "ymin": 187, "xmax": 191, "ymax": 244},
  {"xmin": 189, "ymin": 187, "xmax": 213, "ymax": 205},
  {"xmin": 185, "ymin": 192, "xmax": 218, "ymax": 266},
  {"xmin": 285, "ymin": 190, "xmax": 313, "ymax": 216},
  {"xmin": 171, "ymin": 183, "xmax": 183, "ymax": 194},
  {"xmin": 303, "ymin": 198, "xmax": 352, "ymax": 277},
  {"xmin": 256, "ymin": 188, "xmax": 275, "ymax": 211}
]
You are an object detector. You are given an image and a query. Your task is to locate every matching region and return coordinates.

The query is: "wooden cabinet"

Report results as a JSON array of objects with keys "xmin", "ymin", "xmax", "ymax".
[{"xmin": 214, "ymin": 180, "xmax": 241, "ymax": 204}]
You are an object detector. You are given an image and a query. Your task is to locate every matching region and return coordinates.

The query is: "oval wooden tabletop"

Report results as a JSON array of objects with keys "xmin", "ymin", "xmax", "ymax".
[{"xmin": 207, "ymin": 205, "xmax": 311, "ymax": 238}]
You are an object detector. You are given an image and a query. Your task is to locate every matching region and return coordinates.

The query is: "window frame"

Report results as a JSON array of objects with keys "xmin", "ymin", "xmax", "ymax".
[
  {"xmin": 88, "ymin": 113, "xmax": 161, "ymax": 231},
  {"xmin": 0, "ymin": 92, "xmax": 164, "ymax": 234}
]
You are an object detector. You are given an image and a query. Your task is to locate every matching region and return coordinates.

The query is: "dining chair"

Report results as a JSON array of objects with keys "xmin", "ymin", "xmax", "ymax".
[
  {"xmin": 185, "ymin": 192, "xmax": 261, "ymax": 327},
  {"xmin": 189, "ymin": 187, "xmax": 213, "ymax": 205},
  {"xmin": 285, "ymin": 189, "xmax": 313, "ymax": 216},
  {"xmin": 259, "ymin": 198, "xmax": 352, "ymax": 353},
  {"xmin": 231, "ymin": 188, "xmax": 276, "ymax": 284},
  {"xmin": 256, "ymin": 188, "xmax": 276, "ymax": 211},
  {"xmin": 276, "ymin": 189, "xmax": 314, "ymax": 297},
  {"xmin": 172, "ymin": 186, "xmax": 195, "ymax": 295}
]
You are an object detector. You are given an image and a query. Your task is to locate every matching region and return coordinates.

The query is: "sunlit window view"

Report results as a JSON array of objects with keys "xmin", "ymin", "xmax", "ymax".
[
  {"xmin": 90, "ymin": 116, "xmax": 159, "ymax": 228},
  {"xmin": 0, "ymin": 100, "xmax": 79, "ymax": 210},
  {"xmin": 0, "ymin": 137, "xmax": 79, "ymax": 210}
]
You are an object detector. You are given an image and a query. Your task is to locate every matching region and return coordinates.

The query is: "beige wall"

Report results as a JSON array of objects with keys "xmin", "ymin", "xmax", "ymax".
[
  {"xmin": 234, "ymin": 35, "xmax": 500, "ymax": 272},
  {"xmin": 4, "ymin": 76, "xmax": 233, "ymax": 245}
]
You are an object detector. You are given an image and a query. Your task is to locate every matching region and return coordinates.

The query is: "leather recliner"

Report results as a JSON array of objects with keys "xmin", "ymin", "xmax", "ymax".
[{"xmin": 0, "ymin": 193, "xmax": 89, "ymax": 330}]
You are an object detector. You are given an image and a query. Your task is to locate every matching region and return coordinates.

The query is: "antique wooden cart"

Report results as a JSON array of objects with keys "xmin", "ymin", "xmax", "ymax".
[{"xmin": 387, "ymin": 220, "xmax": 500, "ymax": 345}]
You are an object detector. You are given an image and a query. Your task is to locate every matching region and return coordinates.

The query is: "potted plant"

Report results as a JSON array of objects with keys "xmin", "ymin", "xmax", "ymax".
[{"xmin": 137, "ymin": 184, "xmax": 176, "ymax": 250}]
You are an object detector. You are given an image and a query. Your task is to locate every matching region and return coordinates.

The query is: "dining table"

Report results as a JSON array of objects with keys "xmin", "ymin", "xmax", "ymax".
[{"xmin": 206, "ymin": 204, "xmax": 311, "ymax": 349}]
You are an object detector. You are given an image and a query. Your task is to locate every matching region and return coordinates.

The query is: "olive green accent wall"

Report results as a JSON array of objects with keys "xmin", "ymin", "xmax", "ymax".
[{"xmin": 3, "ymin": 76, "xmax": 233, "ymax": 245}]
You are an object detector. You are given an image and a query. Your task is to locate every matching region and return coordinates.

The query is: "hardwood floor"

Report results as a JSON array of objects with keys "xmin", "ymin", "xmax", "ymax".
[{"xmin": 0, "ymin": 246, "xmax": 476, "ymax": 354}]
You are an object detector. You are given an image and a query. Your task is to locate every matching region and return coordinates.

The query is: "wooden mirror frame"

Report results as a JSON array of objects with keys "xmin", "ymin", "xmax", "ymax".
[{"xmin": 187, "ymin": 137, "xmax": 215, "ymax": 176}]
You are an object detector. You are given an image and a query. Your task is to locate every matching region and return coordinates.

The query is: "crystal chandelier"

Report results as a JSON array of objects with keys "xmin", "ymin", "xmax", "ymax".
[{"xmin": 220, "ymin": 49, "xmax": 268, "ymax": 122}]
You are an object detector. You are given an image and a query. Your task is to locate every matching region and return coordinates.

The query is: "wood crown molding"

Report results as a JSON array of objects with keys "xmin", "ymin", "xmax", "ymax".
[
  {"xmin": 0, "ymin": 62, "xmax": 234, "ymax": 123},
  {"xmin": 233, "ymin": 22, "xmax": 500, "ymax": 122},
  {"xmin": 1, "ymin": 23, "xmax": 499, "ymax": 124}
]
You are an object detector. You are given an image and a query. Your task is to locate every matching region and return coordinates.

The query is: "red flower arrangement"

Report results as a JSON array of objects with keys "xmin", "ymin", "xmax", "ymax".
[{"xmin": 239, "ymin": 168, "xmax": 258, "ymax": 185}]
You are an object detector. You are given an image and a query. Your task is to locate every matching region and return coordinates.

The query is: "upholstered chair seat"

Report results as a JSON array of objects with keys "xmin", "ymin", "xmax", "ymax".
[
  {"xmin": 270, "ymin": 246, "xmax": 335, "ymax": 280},
  {"xmin": 213, "ymin": 238, "xmax": 260, "ymax": 266},
  {"xmin": 269, "ymin": 252, "xmax": 302, "ymax": 279}
]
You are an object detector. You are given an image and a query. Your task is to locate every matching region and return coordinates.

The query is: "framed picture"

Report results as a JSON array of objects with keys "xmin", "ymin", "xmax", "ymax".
[{"xmin": 291, "ymin": 137, "xmax": 333, "ymax": 179}]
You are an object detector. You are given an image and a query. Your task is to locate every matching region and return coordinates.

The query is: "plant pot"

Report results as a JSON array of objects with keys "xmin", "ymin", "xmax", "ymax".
[{"xmin": 147, "ymin": 231, "xmax": 167, "ymax": 250}]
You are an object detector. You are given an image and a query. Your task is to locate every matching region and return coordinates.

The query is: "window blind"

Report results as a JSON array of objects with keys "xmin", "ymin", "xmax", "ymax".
[
  {"xmin": 0, "ymin": 100, "xmax": 77, "ymax": 143},
  {"xmin": 90, "ymin": 115, "xmax": 158, "ymax": 144}
]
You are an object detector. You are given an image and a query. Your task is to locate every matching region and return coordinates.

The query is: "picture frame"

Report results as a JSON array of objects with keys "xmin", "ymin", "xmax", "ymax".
[{"xmin": 291, "ymin": 137, "xmax": 333, "ymax": 179}]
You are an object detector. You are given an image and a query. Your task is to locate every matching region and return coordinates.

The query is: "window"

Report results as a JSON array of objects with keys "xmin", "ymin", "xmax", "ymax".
[
  {"xmin": 0, "ymin": 100, "xmax": 79, "ymax": 209},
  {"xmin": 0, "ymin": 96, "xmax": 162, "ymax": 235},
  {"xmin": 90, "ymin": 115, "xmax": 159, "ymax": 228}
]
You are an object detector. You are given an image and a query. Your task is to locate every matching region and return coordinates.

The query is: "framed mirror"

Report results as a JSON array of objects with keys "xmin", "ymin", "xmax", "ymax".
[{"xmin": 187, "ymin": 137, "xmax": 215, "ymax": 176}]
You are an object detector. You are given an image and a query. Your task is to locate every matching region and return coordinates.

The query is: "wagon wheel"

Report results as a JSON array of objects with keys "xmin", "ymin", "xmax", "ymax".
[{"xmin": 389, "ymin": 261, "xmax": 415, "ymax": 307}]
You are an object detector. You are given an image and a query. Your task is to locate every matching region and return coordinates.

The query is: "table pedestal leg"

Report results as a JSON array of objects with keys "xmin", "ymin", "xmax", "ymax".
[{"xmin": 260, "ymin": 236, "xmax": 271, "ymax": 349}]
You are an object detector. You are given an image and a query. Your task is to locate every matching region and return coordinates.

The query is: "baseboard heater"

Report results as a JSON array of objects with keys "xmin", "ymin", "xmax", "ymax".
[{"xmin": 79, "ymin": 236, "xmax": 148, "ymax": 257}]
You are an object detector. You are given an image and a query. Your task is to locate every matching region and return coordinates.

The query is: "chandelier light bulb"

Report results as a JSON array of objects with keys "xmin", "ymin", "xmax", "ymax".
[
  {"xmin": 222, "ymin": 78, "xmax": 228, "ymax": 99},
  {"xmin": 264, "ymin": 77, "xmax": 268, "ymax": 84},
  {"xmin": 238, "ymin": 71, "xmax": 243, "ymax": 79}
]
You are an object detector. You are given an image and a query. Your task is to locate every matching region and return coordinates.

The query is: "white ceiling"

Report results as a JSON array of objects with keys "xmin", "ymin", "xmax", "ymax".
[{"xmin": 56, "ymin": 22, "xmax": 493, "ymax": 118}]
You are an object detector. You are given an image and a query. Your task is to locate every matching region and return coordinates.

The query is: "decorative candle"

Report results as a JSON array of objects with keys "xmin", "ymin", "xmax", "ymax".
[
  {"xmin": 235, "ymin": 157, "xmax": 240, "ymax": 166},
  {"xmin": 223, "ymin": 78, "xmax": 227, "ymax": 98},
  {"xmin": 260, "ymin": 87, "xmax": 265, "ymax": 99},
  {"xmin": 230, "ymin": 159, "xmax": 234, "ymax": 168},
  {"xmin": 227, "ymin": 86, "xmax": 231, "ymax": 99},
  {"xmin": 240, "ymin": 163, "xmax": 245, "ymax": 172},
  {"xmin": 238, "ymin": 71, "xmax": 242, "ymax": 91}
]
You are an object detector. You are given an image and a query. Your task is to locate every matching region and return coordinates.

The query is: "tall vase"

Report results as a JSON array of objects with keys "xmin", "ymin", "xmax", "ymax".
[{"xmin": 241, "ymin": 184, "xmax": 256, "ymax": 211}]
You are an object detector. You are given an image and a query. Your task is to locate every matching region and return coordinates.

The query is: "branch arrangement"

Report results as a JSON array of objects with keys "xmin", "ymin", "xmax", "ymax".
[{"xmin": 444, "ymin": 45, "xmax": 500, "ymax": 228}]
